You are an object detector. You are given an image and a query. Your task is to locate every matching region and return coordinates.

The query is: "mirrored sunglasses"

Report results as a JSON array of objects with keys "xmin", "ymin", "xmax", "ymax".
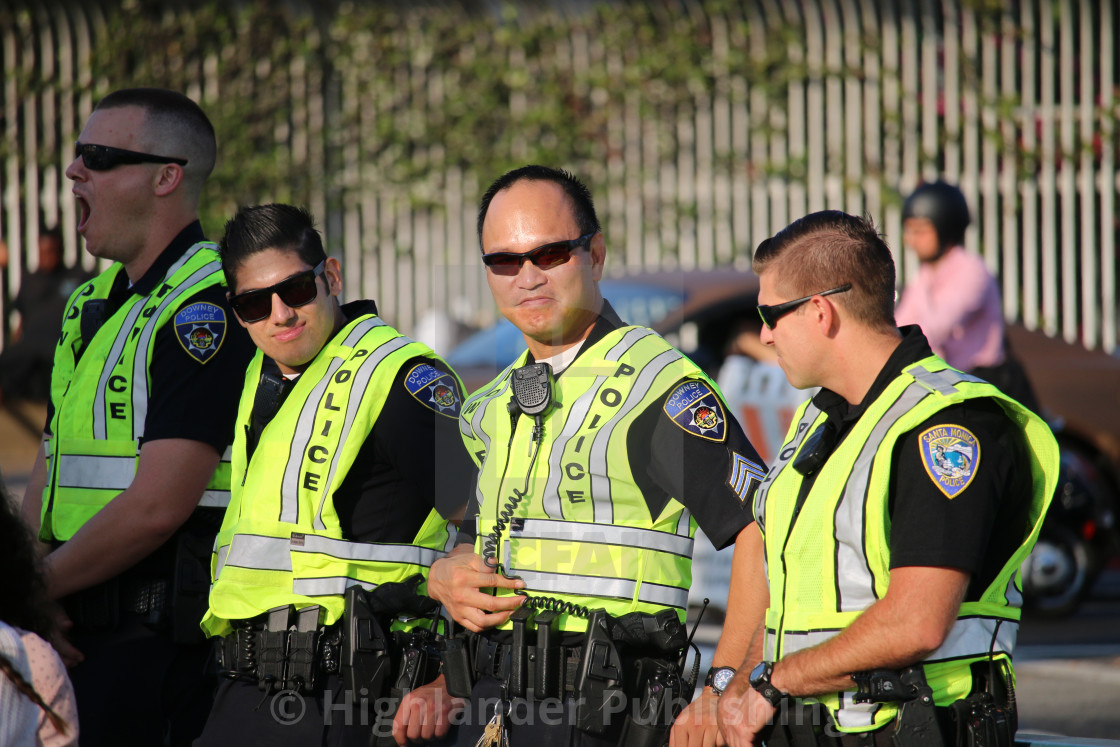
[
  {"xmin": 74, "ymin": 141, "xmax": 188, "ymax": 171},
  {"xmin": 481, "ymin": 232, "xmax": 596, "ymax": 276},
  {"xmin": 756, "ymin": 283, "xmax": 852, "ymax": 329},
  {"xmin": 230, "ymin": 261, "xmax": 326, "ymax": 323}
]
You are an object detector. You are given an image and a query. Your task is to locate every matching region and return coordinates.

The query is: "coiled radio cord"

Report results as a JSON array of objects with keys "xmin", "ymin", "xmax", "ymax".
[{"xmin": 480, "ymin": 411, "xmax": 590, "ymax": 620}]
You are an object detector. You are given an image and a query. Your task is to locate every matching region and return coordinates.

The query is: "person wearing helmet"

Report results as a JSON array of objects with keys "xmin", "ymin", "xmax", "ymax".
[{"xmin": 895, "ymin": 180, "xmax": 1039, "ymax": 410}]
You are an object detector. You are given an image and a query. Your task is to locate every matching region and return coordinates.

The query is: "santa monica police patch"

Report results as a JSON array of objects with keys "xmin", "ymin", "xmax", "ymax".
[
  {"xmin": 404, "ymin": 363, "xmax": 460, "ymax": 419},
  {"xmin": 919, "ymin": 424, "xmax": 980, "ymax": 499},
  {"xmin": 663, "ymin": 380, "xmax": 727, "ymax": 442},
  {"xmin": 174, "ymin": 302, "xmax": 226, "ymax": 364}
]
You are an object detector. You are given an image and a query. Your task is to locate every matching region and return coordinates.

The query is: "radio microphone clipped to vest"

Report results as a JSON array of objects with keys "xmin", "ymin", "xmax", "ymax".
[{"xmin": 507, "ymin": 362, "xmax": 553, "ymax": 444}]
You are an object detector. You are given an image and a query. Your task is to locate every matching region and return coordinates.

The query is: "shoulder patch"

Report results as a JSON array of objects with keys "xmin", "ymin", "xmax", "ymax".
[
  {"xmin": 404, "ymin": 363, "xmax": 461, "ymax": 419},
  {"xmin": 174, "ymin": 302, "xmax": 226, "ymax": 364},
  {"xmin": 919, "ymin": 425, "xmax": 980, "ymax": 499},
  {"xmin": 663, "ymin": 379, "xmax": 727, "ymax": 442},
  {"xmin": 728, "ymin": 451, "xmax": 767, "ymax": 503}
]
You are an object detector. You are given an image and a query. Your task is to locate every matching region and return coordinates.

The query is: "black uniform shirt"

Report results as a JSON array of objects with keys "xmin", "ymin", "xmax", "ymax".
[
  {"xmin": 800, "ymin": 326, "xmax": 1029, "ymax": 601},
  {"xmin": 249, "ymin": 301, "xmax": 476, "ymax": 545},
  {"xmin": 46, "ymin": 222, "xmax": 256, "ymax": 455},
  {"xmin": 459, "ymin": 301, "xmax": 761, "ymax": 550}
]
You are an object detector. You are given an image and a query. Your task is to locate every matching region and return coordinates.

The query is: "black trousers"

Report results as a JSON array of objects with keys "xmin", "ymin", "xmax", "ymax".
[
  {"xmin": 455, "ymin": 676, "xmax": 620, "ymax": 747},
  {"xmin": 194, "ymin": 674, "xmax": 458, "ymax": 747},
  {"xmin": 68, "ymin": 614, "xmax": 213, "ymax": 747}
]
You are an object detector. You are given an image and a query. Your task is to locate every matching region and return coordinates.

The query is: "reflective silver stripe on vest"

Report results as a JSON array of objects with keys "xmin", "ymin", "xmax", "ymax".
[
  {"xmin": 312, "ymin": 332, "xmax": 415, "ymax": 530},
  {"xmin": 55, "ymin": 454, "xmax": 134, "ymax": 489},
  {"xmin": 509, "ymin": 518, "xmax": 694, "ymax": 557},
  {"xmin": 93, "ymin": 295, "xmax": 147, "ymax": 440},
  {"xmin": 215, "ymin": 543, "xmax": 231, "ymax": 579},
  {"xmin": 220, "ymin": 534, "xmax": 293, "ymax": 573},
  {"xmin": 131, "ymin": 251, "xmax": 222, "ymax": 440},
  {"xmin": 675, "ymin": 508, "xmax": 691, "ymax": 537},
  {"xmin": 542, "ymin": 328, "xmax": 650, "ymax": 519},
  {"xmin": 280, "ymin": 318, "xmax": 384, "ymax": 524},
  {"xmin": 467, "ymin": 373, "xmax": 508, "ymax": 515},
  {"xmin": 511, "ymin": 568, "xmax": 690, "ymax": 609},
  {"xmin": 199, "ymin": 490, "xmax": 231, "ymax": 508},
  {"xmin": 199, "ymin": 445, "xmax": 234, "ymax": 507},
  {"xmin": 834, "ymin": 384, "xmax": 933, "ymax": 611},
  {"xmin": 833, "ymin": 366, "xmax": 977, "ymax": 612},
  {"xmin": 292, "ymin": 576, "xmax": 377, "ymax": 597},
  {"xmin": 291, "ymin": 533, "xmax": 444, "ymax": 567},
  {"xmin": 1003, "ymin": 570, "xmax": 1023, "ymax": 608},
  {"xmin": 906, "ymin": 364, "xmax": 984, "ymax": 395},
  {"xmin": 926, "ymin": 616, "xmax": 1017, "ymax": 662},
  {"xmin": 588, "ymin": 346, "xmax": 683, "ymax": 525},
  {"xmin": 766, "ymin": 626, "xmax": 838, "ymax": 659},
  {"xmin": 755, "ymin": 405, "xmax": 820, "ymax": 533}
]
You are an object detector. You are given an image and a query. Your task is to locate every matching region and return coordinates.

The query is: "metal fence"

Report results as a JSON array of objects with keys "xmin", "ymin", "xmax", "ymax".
[{"xmin": 1, "ymin": 0, "xmax": 1117, "ymax": 351}]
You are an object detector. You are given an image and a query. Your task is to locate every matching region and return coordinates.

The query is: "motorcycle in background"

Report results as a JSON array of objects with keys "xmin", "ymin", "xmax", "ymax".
[{"xmin": 1021, "ymin": 437, "xmax": 1120, "ymax": 617}]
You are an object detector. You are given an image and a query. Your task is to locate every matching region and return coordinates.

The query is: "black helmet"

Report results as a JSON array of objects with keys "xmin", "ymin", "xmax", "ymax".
[{"xmin": 902, "ymin": 181, "xmax": 971, "ymax": 251}]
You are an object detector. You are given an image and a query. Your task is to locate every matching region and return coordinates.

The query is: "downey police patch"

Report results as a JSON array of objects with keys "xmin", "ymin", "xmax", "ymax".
[
  {"xmin": 404, "ymin": 363, "xmax": 460, "ymax": 419},
  {"xmin": 919, "ymin": 425, "xmax": 980, "ymax": 499},
  {"xmin": 174, "ymin": 302, "xmax": 226, "ymax": 364},
  {"xmin": 663, "ymin": 380, "xmax": 727, "ymax": 442}
]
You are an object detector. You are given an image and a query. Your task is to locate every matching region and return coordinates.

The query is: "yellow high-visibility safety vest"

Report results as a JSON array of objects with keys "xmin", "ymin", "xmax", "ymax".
[
  {"xmin": 202, "ymin": 315, "xmax": 457, "ymax": 638},
  {"xmin": 461, "ymin": 325, "xmax": 723, "ymax": 632},
  {"xmin": 41, "ymin": 243, "xmax": 232, "ymax": 542},
  {"xmin": 755, "ymin": 357, "xmax": 1059, "ymax": 733}
]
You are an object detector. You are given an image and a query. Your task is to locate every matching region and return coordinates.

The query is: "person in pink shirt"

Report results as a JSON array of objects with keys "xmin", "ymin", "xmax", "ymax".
[{"xmin": 896, "ymin": 180, "xmax": 1039, "ymax": 410}]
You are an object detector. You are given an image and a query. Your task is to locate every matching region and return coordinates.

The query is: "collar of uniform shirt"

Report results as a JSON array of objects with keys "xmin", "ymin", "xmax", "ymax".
[
  {"xmin": 128, "ymin": 220, "xmax": 207, "ymax": 296},
  {"xmin": 524, "ymin": 299, "xmax": 626, "ymax": 375},
  {"xmin": 811, "ymin": 325, "xmax": 935, "ymax": 435}
]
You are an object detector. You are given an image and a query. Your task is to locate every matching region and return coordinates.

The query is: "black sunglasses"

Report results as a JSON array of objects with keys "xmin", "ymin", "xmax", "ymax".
[
  {"xmin": 756, "ymin": 283, "xmax": 852, "ymax": 329},
  {"xmin": 74, "ymin": 141, "xmax": 188, "ymax": 171},
  {"xmin": 481, "ymin": 232, "xmax": 596, "ymax": 276},
  {"xmin": 230, "ymin": 261, "xmax": 326, "ymax": 323}
]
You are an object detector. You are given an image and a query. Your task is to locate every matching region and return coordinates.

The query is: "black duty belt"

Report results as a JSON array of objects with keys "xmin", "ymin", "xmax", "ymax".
[
  {"xmin": 470, "ymin": 633, "xmax": 585, "ymax": 700},
  {"xmin": 65, "ymin": 576, "xmax": 171, "ymax": 630},
  {"xmin": 216, "ymin": 605, "xmax": 342, "ymax": 694}
]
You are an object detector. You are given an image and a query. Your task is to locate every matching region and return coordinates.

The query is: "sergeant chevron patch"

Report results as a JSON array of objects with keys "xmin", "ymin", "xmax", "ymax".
[
  {"xmin": 404, "ymin": 363, "xmax": 461, "ymax": 419},
  {"xmin": 664, "ymin": 379, "xmax": 727, "ymax": 442},
  {"xmin": 729, "ymin": 452, "xmax": 766, "ymax": 503}
]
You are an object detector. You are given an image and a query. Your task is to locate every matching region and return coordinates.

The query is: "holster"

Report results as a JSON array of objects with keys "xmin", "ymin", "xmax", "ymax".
[
  {"xmin": 342, "ymin": 585, "xmax": 393, "ymax": 699},
  {"xmin": 574, "ymin": 610, "xmax": 626, "ymax": 736},
  {"xmin": 852, "ymin": 666, "xmax": 947, "ymax": 747}
]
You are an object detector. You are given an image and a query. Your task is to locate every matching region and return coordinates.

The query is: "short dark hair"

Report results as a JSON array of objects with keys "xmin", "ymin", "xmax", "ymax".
[
  {"xmin": 476, "ymin": 165, "xmax": 601, "ymax": 248},
  {"xmin": 753, "ymin": 210, "xmax": 897, "ymax": 331},
  {"xmin": 95, "ymin": 88, "xmax": 217, "ymax": 189},
  {"xmin": 219, "ymin": 204, "xmax": 326, "ymax": 292}
]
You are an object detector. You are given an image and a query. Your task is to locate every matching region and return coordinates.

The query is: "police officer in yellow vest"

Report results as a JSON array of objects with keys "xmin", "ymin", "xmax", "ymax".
[
  {"xmin": 427, "ymin": 166, "xmax": 768, "ymax": 746},
  {"xmin": 194, "ymin": 204, "xmax": 473, "ymax": 746},
  {"xmin": 715, "ymin": 211, "xmax": 1059, "ymax": 746},
  {"xmin": 20, "ymin": 88, "xmax": 257, "ymax": 746}
]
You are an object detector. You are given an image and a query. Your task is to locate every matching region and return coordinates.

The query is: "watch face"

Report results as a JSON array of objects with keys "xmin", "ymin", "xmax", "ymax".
[
  {"xmin": 749, "ymin": 661, "xmax": 769, "ymax": 684},
  {"xmin": 712, "ymin": 667, "xmax": 736, "ymax": 693}
]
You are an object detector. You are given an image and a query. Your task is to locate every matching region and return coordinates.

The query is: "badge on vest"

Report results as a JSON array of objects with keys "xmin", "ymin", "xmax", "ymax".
[
  {"xmin": 174, "ymin": 302, "xmax": 227, "ymax": 364},
  {"xmin": 404, "ymin": 363, "xmax": 460, "ymax": 419},
  {"xmin": 664, "ymin": 380, "xmax": 727, "ymax": 442},
  {"xmin": 919, "ymin": 424, "xmax": 980, "ymax": 498}
]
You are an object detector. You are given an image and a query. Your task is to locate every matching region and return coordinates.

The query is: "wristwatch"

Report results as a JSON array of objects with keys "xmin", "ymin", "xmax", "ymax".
[
  {"xmin": 748, "ymin": 660, "xmax": 787, "ymax": 708},
  {"xmin": 705, "ymin": 665, "xmax": 736, "ymax": 696}
]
